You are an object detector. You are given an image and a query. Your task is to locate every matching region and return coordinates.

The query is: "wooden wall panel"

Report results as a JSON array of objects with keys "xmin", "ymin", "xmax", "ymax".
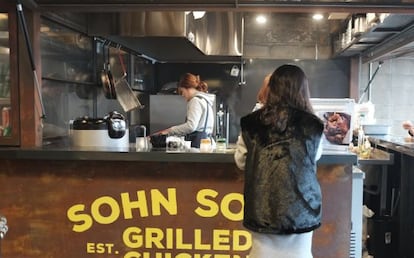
[{"xmin": 0, "ymin": 160, "xmax": 351, "ymax": 258}]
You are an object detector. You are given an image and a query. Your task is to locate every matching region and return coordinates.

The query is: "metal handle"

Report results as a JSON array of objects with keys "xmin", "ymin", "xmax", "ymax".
[{"xmin": 118, "ymin": 48, "xmax": 127, "ymax": 77}]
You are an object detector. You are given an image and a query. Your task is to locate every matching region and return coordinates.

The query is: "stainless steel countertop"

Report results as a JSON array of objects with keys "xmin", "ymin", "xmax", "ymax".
[
  {"xmin": 369, "ymin": 135, "xmax": 414, "ymax": 157},
  {"xmin": 0, "ymin": 144, "xmax": 357, "ymax": 164}
]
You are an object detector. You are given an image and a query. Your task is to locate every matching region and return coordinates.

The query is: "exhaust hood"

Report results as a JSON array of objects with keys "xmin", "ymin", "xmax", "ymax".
[{"xmin": 87, "ymin": 11, "xmax": 243, "ymax": 62}]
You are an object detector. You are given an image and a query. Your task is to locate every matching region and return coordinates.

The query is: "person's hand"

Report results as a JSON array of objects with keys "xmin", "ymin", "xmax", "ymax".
[
  {"xmin": 153, "ymin": 129, "xmax": 170, "ymax": 135},
  {"xmin": 402, "ymin": 120, "xmax": 413, "ymax": 130}
]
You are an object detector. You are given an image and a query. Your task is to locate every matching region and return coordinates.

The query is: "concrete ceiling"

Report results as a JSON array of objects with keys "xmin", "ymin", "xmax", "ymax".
[{"xmin": 31, "ymin": 0, "xmax": 414, "ymax": 62}]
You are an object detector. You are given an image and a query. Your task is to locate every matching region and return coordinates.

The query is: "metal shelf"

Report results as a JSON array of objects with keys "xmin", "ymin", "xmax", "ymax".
[{"xmin": 335, "ymin": 14, "xmax": 414, "ymax": 62}]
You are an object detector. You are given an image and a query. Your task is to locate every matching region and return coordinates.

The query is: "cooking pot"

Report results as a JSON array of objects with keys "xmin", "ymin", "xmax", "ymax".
[{"xmin": 71, "ymin": 111, "xmax": 129, "ymax": 149}]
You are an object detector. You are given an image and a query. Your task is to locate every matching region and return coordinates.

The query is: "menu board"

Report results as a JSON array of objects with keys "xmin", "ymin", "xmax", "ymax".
[{"xmin": 311, "ymin": 98, "xmax": 355, "ymax": 151}]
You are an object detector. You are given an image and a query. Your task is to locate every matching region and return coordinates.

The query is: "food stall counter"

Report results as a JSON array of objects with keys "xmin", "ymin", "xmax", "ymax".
[{"xmin": 0, "ymin": 146, "xmax": 356, "ymax": 258}]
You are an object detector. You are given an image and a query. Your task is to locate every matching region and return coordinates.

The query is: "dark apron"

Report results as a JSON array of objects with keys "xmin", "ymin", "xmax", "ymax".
[
  {"xmin": 185, "ymin": 96, "xmax": 211, "ymax": 148},
  {"xmin": 185, "ymin": 131, "xmax": 209, "ymax": 148}
]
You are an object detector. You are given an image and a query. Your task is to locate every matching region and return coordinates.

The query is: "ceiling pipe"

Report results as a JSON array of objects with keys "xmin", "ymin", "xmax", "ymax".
[{"xmin": 32, "ymin": 2, "xmax": 414, "ymax": 13}]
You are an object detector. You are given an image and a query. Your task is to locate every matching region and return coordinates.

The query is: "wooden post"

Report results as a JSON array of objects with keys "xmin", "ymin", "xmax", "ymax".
[{"xmin": 17, "ymin": 6, "xmax": 43, "ymax": 147}]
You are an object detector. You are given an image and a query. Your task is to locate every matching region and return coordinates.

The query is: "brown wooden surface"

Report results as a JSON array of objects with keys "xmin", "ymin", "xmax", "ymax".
[
  {"xmin": 0, "ymin": 159, "xmax": 351, "ymax": 258},
  {"xmin": 17, "ymin": 7, "xmax": 42, "ymax": 147}
]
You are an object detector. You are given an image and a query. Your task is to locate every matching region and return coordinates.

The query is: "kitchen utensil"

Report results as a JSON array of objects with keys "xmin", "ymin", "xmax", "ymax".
[
  {"xmin": 101, "ymin": 42, "xmax": 116, "ymax": 99},
  {"xmin": 115, "ymin": 49, "xmax": 143, "ymax": 112},
  {"xmin": 166, "ymin": 136, "xmax": 184, "ymax": 152},
  {"xmin": 101, "ymin": 63, "xmax": 116, "ymax": 99},
  {"xmin": 135, "ymin": 125, "xmax": 149, "ymax": 152},
  {"xmin": 106, "ymin": 111, "xmax": 127, "ymax": 139},
  {"xmin": 16, "ymin": 1, "xmax": 46, "ymax": 119},
  {"xmin": 71, "ymin": 111, "xmax": 129, "ymax": 149}
]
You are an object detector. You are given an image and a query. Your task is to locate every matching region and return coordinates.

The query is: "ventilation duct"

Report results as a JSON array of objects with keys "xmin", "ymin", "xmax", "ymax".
[{"xmin": 87, "ymin": 11, "xmax": 243, "ymax": 62}]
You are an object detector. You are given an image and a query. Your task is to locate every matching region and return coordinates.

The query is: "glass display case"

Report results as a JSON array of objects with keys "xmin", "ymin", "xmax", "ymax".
[
  {"xmin": 0, "ymin": 3, "xmax": 19, "ymax": 146},
  {"xmin": 131, "ymin": 54, "xmax": 155, "ymax": 93},
  {"xmin": 0, "ymin": 20, "xmax": 10, "ymax": 136},
  {"xmin": 40, "ymin": 17, "xmax": 95, "ymax": 140}
]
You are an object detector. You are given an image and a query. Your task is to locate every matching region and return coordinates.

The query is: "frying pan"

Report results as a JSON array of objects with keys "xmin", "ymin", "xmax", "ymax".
[
  {"xmin": 100, "ymin": 43, "xmax": 116, "ymax": 99},
  {"xmin": 101, "ymin": 64, "xmax": 116, "ymax": 99}
]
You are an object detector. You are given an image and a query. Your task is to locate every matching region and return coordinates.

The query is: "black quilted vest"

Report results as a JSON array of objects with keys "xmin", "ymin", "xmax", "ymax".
[{"xmin": 240, "ymin": 107, "xmax": 324, "ymax": 234}]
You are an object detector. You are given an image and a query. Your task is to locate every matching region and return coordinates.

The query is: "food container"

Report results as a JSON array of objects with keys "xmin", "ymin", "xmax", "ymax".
[
  {"xmin": 150, "ymin": 134, "xmax": 167, "ymax": 148},
  {"xmin": 362, "ymin": 124, "xmax": 391, "ymax": 135},
  {"xmin": 166, "ymin": 136, "xmax": 184, "ymax": 152}
]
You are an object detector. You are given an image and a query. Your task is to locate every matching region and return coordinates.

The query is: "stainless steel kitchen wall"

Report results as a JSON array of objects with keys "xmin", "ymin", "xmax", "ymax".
[
  {"xmin": 149, "ymin": 59, "xmax": 350, "ymax": 143},
  {"xmin": 231, "ymin": 58, "xmax": 351, "ymax": 142}
]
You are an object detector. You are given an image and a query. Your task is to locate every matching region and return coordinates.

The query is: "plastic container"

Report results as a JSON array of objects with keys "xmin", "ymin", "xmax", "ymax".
[
  {"xmin": 200, "ymin": 138, "xmax": 213, "ymax": 153},
  {"xmin": 362, "ymin": 124, "xmax": 391, "ymax": 135}
]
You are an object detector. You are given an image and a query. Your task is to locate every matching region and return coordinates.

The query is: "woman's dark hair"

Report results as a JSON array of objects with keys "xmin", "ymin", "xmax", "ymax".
[
  {"xmin": 177, "ymin": 73, "xmax": 208, "ymax": 93},
  {"xmin": 261, "ymin": 64, "xmax": 314, "ymax": 131}
]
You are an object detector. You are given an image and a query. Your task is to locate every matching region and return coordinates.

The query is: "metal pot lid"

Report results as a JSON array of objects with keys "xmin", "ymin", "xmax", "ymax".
[{"xmin": 72, "ymin": 117, "xmax": 107, "ymax": 130}]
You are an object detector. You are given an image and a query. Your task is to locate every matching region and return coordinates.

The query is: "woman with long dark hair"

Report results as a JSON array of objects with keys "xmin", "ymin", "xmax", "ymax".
[{"xmin": 234, "ymin": 64, "xmax": 323, "ymax": 258}]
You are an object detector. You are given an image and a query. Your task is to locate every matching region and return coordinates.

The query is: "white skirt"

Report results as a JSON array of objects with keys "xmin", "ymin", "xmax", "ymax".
[{"xmin": 248, "ymin": 231, "xmax": 314, "ymax": 258}]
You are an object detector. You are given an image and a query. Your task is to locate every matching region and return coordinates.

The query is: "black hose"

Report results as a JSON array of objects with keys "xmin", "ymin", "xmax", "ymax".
[
  {"xmin": 16, "ymin": 1, "xmax": 46, "ymax": 119},
  {"xmin": 358, "ymin": 61, "xmax": 383, "ymax": 104}
]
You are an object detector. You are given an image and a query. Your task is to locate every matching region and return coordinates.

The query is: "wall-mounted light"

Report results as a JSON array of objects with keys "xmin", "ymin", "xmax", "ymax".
[
  {"xmin": 193, "ymin": 11, "xmax": 206, "ymax": 20},
  {"xmin": 255, "ymin": 15, "xmax": 267, "ymax": 24},
  {"xmin": 312, "ymin": 13, "xmax": 324, "ymax": 21}
]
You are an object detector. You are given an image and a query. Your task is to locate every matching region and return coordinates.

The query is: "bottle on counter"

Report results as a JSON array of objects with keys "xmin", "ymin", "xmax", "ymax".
[
  {"xmin": 358, "ymin": 125, "xmax": 365, "ymax": 151},
  {"xmin": 215, "ymin": 103, "xmax": 227, "ymax": 152},
  {"xmin": 357, "ymin": 114, "xmax": 365, "ymax": 151},
  {"xmin": 215, "ymin": 138, "xmax": 227, "ymax": 153}
]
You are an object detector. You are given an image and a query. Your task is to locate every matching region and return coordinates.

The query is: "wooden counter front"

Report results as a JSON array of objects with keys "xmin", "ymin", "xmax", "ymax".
[{"xmin": 0, "ymin": 149, "xmax": 356, "ymax": 258}]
